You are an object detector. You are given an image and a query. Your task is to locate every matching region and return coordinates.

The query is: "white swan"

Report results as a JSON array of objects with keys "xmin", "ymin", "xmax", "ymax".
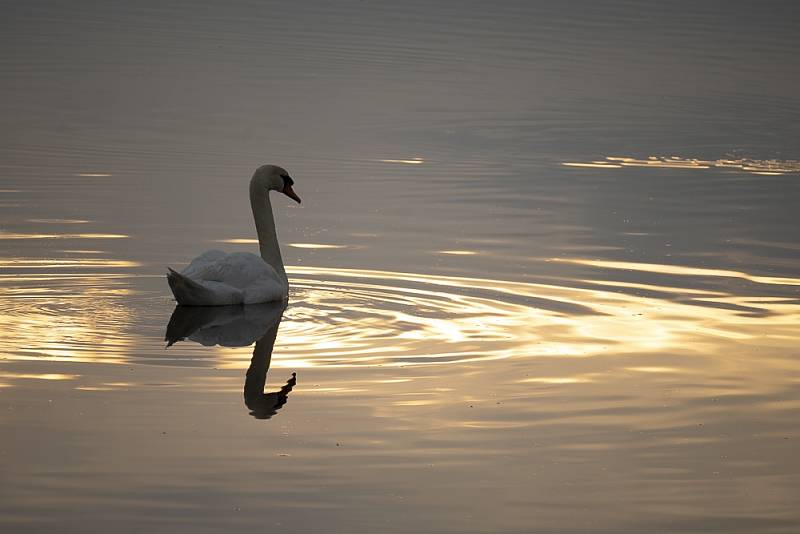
[{"xmin": 167, "ymin": 164, "xmax": 301, "ymax": 306}]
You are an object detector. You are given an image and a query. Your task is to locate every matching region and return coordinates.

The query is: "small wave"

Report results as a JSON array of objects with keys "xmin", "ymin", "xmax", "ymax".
[{"xmin": 2, "ymin": 264, "xmax": 796, "ymax": 371}]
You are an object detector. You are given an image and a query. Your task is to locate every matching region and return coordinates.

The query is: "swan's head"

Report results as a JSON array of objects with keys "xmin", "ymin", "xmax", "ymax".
[{"xmin": 253, "ymin": 164, "xmax": 301, "ymax": 204}]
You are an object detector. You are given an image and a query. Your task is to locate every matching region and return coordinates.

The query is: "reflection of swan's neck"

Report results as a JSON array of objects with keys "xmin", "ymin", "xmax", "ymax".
[
  {"xmin": 245, "ymin": 324, "xmax": 280, "ymax": 402},
  {"xmin": 250, "ymin": 182, "xmax": 287, "ymax": 284},
  {"xmin": 244, "ymin": 314, "xmax": 296, "ymax": 419}
]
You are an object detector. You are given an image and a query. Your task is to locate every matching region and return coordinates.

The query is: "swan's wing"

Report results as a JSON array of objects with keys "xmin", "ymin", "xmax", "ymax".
[
  {"xmin": 223, "ymin": 252, "xmax": 283, "ymax": 288},
  {"xmin": 181, "ymin": 249, "xmax": 228, "ymax": 279},
  {"xmin": 182, "ymin": 251, "xmax": 279, "ymax": 288}
]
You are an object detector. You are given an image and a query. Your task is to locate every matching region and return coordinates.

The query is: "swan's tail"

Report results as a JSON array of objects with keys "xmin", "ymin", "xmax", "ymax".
[{"xmin": 167, "ymin": 268, "xmax": 211, "ymax": 306}]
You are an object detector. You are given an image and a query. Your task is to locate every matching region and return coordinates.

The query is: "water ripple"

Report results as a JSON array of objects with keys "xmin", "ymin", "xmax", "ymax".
[{"xmin": 2, "ymin": 264, "xmax": 796, "ymax": 371}]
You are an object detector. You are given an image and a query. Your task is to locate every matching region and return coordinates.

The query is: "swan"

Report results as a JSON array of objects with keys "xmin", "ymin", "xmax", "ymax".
[{"xmin": 167, "ymin": 164, "xmax": 301, "ymax": 306}]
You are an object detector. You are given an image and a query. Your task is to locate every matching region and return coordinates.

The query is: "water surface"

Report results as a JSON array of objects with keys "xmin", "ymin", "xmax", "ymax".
[{"xmin": 2, "ymin": 1, "xmax": 800, "ymax": 532}]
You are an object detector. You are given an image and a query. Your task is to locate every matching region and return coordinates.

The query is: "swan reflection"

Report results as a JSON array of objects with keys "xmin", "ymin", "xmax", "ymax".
[{"xmin": 165, "ymin": 302, "xmax": 296, "ymax": 419}]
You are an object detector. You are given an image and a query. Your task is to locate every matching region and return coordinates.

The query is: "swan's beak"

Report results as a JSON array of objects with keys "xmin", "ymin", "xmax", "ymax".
[{"xmin": 282, "ymin": 184, "xmax": 301, "ymax": 204}]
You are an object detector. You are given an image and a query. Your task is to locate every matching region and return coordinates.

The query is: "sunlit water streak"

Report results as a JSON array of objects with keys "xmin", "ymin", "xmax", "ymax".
[
  {"xmin": 216, "ymin": 239, "xmax": 347, "ymax": 249},
  {"xmin": 562, "ymin": 155, "xmax": 800, "ymax": 175},
  {"xmin": 26, "ymin": 218, "xmax": 90, "ymax": 224},
  {"xmin": 0, "ymin": 232, "xmax": 129, "ymax": 240},
  {"xmin": 1, "ymin": 263, "xmax": 797, "ymax": 376},
  {"xmin": 0, "ymin": 258, "xmax": 141, "ymax": 269}
]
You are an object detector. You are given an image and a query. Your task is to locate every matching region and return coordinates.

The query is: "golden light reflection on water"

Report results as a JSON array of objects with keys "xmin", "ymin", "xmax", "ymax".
[
  {"xmin": 216, "ymin": 238, "xmax": 259, "ymax": 244},
  {"xmin": 1, "ymin": 262, "xmax": 798, "ymax": 375},
  {"xmin": 27, "ymin": 219, "xmax": 90, "ymax": 224},
  {"xmin": 288, "ymin": 243, "xmax": 346, "ymax": 249},
  {"xmin": 562, "ymin": 155, "xmax": 800, "ymax": 175},
  {"xmin": 437, "ymin": 250, "xmax": 477, "ymax": 255},
  {"xmin": 555, "ymin": 258, "xmax": 800, "ymax": 286},
  {"xmin": 0, "ymin": 372, "xmax": 79, "ymax": 380},
  {"xmin": 0, "ymin": 232, "xmax": 129, "ymax": 240},
  {"xmin": 377, "ymin": 157, "xmax": 424, "ymax": 165},
  {"xmin": 257, "ymin": 265, "xmax": 799, "ymax": 370},
  {"xmin": 0, "ymin": 258, "xmax": 141, "ymax": 269},
  {"xmin": 218, "ymin": 239, "xmax": 347, "ymax": 249},
  {"xmin": 0, "ymin": 271, "xmax": 137, "ymax": 365}
]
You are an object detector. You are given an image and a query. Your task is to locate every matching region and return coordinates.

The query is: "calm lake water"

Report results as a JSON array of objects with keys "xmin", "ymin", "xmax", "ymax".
[{"xmin": 2, "ymin": 1, "xmax": 800, "ymax": 532}]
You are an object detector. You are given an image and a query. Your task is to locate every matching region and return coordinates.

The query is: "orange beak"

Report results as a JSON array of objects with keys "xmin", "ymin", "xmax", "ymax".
[{"xmin": 282, "ymin": 183, "xmax": 301, "ymax": 204}]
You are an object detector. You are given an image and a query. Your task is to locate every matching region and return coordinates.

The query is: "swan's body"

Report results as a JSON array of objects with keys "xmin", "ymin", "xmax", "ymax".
[
  {"xmin": 167, "ymin": 165, "xmax": 301, "ymax": 306},
  {"xmin": 167, "ymin": 250, "xmax": 285, "ymax": 305}
]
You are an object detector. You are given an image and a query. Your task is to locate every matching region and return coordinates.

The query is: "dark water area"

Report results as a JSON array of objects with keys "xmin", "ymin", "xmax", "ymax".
[{"xmin": 1, "ymin": 1, "xmax": 799, "ymax": 532}]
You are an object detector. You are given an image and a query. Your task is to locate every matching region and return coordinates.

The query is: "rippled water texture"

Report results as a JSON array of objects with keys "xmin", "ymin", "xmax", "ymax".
[{"xmin": 2, "ymin": 1, "xmax": 800, "ymax": 532}]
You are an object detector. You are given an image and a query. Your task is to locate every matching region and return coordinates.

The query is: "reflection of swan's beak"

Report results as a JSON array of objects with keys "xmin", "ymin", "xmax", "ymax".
[
  {"xmin": 282, "ymin": 184, "xmax": 301, "ymax": 204},
  {"xmin": 247, "ymin": 372, "xmax": 297, "ymax": 419}
]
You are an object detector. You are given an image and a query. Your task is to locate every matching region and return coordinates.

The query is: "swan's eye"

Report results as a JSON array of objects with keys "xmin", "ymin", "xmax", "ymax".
[{"xmin": 281, "ymin": 174, "xmax": 294, "ymax": 187}]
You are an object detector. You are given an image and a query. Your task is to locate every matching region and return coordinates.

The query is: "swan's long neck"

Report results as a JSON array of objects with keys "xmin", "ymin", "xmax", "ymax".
[{"xmin": 250, "ymin": 181, "xmax": 287, "ymax": 285}]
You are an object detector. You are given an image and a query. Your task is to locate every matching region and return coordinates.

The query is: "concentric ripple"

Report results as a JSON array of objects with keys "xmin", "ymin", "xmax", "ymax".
[
  {"xmin": 268, "ymin": 265, "xmax": 800, "ymax": 369},
  {"xmin": 1, "ymin": 264, "xmax": 799, "ymax": 370},
  {"xmin": 0, "ymin": 272, "xmax": 138, "ymax": 364}
]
